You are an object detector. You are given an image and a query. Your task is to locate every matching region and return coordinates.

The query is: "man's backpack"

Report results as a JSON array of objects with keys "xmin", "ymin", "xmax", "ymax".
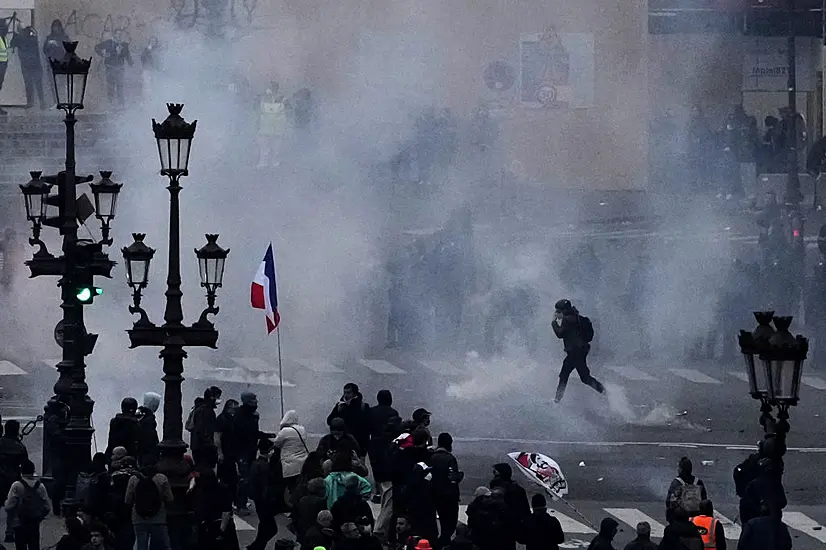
[
  {"xmin": 185, "ymin": 406, "xmax": 197, "ymax": 433},
  {"xmin": 16, "ymin": 479, "xmax": 48, "ymax": 522},
  {"xmin": 675, "ymin": 478, "xmax": 703, "ymax": 514},
  {"xmin": 578, "ymin": 315, "xmax": 595, "ymax": 343},
  {"xmin": 74, "ymin": 472, "xmax": 101, "ymax": 508},
  {"xmin": 134, "ymin": 474, "xmax": 163, "ymax": 519}
]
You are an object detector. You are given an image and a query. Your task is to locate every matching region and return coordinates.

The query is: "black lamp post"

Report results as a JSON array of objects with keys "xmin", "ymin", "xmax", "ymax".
[
  {"xmin": 122, "ymin": 104, "xmax": 229, "ymax": 550},
  {"xmin": 19, "ymin": 41, "xmax": 120, "ymax": 508},
  {"xmin": 738, "ymin": 312, "xmax": 808, "ymax": 506}
]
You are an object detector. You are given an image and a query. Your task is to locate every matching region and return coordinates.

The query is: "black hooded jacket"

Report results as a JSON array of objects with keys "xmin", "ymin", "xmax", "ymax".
[
  {"xmin": 551, "ymin": 307, "xmax": 589, "ymax": 353},
  {"xmin": 518, "ymin": 507, "xmax": 565, "ymax": 550},
  {"xmin": 234, "ymin": 404, "xmax": 267, "ymax": 461},
  {"xmin": 659, "ymin": 518, "xmax": 703, "ymax": 550},
  {"xmin": 105, "ymin": 412, "xmax": 141, "ymax": 458},
  {"xmin": 588, "ymin": 518, "xmax": 619, "ymax": 550},
  {"xmin": 490, "ymin": 463, "xmax": 531, "ymax": 525},
  {"xmin": 136, "ymin": 406, "xmax": 159, "ymax": 466},
  {"xmin": 327, "ymin": 393, "xmax": 371, "ymax": 453}
]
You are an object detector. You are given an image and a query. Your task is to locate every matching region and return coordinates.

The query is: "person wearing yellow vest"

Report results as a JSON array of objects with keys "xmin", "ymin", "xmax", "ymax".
[
  {"xmin": 691, "ymin": 499, "xmax": 726, "ymax": 550},
  {"xmin": 0, "ymin": 18, "xmax": 10, "ymax": 115}
]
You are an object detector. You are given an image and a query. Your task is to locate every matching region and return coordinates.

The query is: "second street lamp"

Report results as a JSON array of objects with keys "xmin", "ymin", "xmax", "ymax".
[{"xmin": 124, "ymin": 104, "xmax": 228, "ymax": 550}]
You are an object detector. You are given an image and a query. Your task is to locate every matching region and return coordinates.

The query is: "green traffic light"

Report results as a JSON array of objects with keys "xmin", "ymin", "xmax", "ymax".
[{"xmin": 76, "ymin": 288, "xmax": 92, "ymax": 302}]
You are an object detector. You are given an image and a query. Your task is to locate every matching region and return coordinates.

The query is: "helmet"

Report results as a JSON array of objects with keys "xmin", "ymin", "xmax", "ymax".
[{"xmin": 554, "ymin": 299, "xmax": 572, "ymax": 312}]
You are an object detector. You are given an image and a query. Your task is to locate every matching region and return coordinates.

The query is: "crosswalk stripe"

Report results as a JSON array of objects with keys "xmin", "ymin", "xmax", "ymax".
[
  {"xmin": 604, "ymin": 508, "xmax": 666, "ymax": 538},
  {"xmin": 781, "ymin": 512, "xmax": 826, "ymax": 543},
  {"xmin": 714, "ymin": 512, "xmax": 741, "ymax": 540},
  {"xmin": 802, "ymin": 376, "xmax": 826, "ymax": 390},
  {"xmin": 669, "ymin": 368, "xmax": 722, "ymax": 385},
  {"xmin": 292, "ymin": 358, "xmax": 344, "ymax": 373},
  {"xmin": 605, "ymin": 366, "xmax": 657, "ymax": 381},
  {"xmin": 359, "ymin": 359, "xmax": 406, "ymax": 375},
  {"xmin": 231, "ymin": 357, "xmax": 275, "ymax": 373},
  {"xmin": 41, "ymin": 359, "xmax": 61, "ymax": 369},
  {"xmin": 419, "ymin": 360, "xmax": 465, "ymax": 376},
  {"xmin": 0, "ymin": 361, "xmax": 27, "ymax": 376},
  {"xmin": 368, "ymin": 502, "xmax": 470, "ymax": 525},
  {"xmin": 233, "ymin": 516, "xmax": 255, "ymax": 531},
  {"xmin": 729, "ymin": 372, "xmax": 749, "ymax": 383},
  {"xmin": 548, "ymin": 508, "xmax": 596, "ymax": 534}
]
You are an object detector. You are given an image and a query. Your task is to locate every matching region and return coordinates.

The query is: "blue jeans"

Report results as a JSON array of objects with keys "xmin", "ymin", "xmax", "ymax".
[{"xmin": 134, "ymin": 523, "xmax": 170, "ymax": 550}]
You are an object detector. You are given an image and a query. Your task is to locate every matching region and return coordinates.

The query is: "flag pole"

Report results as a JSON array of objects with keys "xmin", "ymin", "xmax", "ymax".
[{"xmin": 276, "ymin": 326, "xmax": 285, "ymax": 418}]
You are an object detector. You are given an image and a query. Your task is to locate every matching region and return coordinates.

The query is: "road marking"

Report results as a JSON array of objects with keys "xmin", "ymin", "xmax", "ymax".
[
  {"xmin": 182, "ymin": 356, "xmax": 216, "ymax": 373},
  {"xmin": 604, "ymin": 508, "xmax": 665, "ymax": 538},
  {"xmin": 729, "ymin": 372, "xmax": 749, "ymax": 383},
  {"xmin": 233, "ymin": 516, "xmax": 255, "ymax": 531},
  {"xmin": 605, "ymin": 366, "xmax": 657, "ymax": 381},
  {"xmin": 292, "ymin": 358, "xmax": 344, "ymax": 373},
  {"xmin": 231, "ymin": 357, "xmax": 274, "ymax": 372},
  {"xmin": 369, "ymin": 502, "xmax": 469, "ymax": 524},
  {"xmin": 714, "ymin": 512, "xmax": 741, "ymax": 540},
  {"xmin": 40, "ymin": 359, "xmax": 61, "ymax": 368},
  {"xmin": 359, "ymin": 359, "xmax": 406, "ymax": 375},
  {"xmin": 548, "ymin": 509, "xmax": 596, "ymax": 534},
  {"xmin": 0, "ymin": 361, "xmax": 27, "ymax": 376},
  {"xmin": 782, "ymin": 512, "xmax": 826, "ymax": 543},
  {"xmin": 802, "ymin": 376, "xmax": 826, "ymax": 390},
  {"xmin": 420, "ymin": 360, "xmax": 465, "ymax": 376},
  {"xmin": 669, "ymin": 368, "xmax": 722, "ymax": 384}
]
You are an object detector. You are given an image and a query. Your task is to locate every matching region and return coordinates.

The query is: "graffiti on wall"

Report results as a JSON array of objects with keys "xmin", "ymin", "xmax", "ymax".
[
  {"xmin": 63, "ymin": 9, "xmax": 168, "ymax": 43},
  {"xmin": 169, "ymin": 0, "xmax": 259, "ymax": 29}
]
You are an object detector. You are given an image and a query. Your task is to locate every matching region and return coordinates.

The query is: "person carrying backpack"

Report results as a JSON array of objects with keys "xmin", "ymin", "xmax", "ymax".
[
  {"xmin": 125, "ymin": 466, "xmax": 173, "ymax": 550},
  {"xmin": 4, "ymin": 459, "xmax": 50, "ymax": 550},
  {"xmin": 666, "ymin": 457, "xmax": 707, "ymax": 522},
  {"xmin": 551, "ymin": 299, "xmax": 605, "ymax": 403}
]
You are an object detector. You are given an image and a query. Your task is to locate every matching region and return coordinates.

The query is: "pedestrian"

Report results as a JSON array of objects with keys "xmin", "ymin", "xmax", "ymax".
[
  {"xmin": 623, "ymin": 522, "xmax": 657, "ymax": 550},
  {"xmin": 105, "ymin": 398, "xmax": 141, "ymax": 460},
  {"xmin": 124, "ymin": 464, "xmax": 172, "ymax": 550},
  {"xmin": 289, "ymin": 451, "xmax": 325, "ymax": 511},
  {"xmin": 410, "ymin": 409, "xmax": 433, "ymax": 447},
  {"xmin": 0, "ymin": 420, "xmax": 29, "ymax": 544},
  {"xmin": 316, "ymin": 419, "xmax": 361, "ymax": 460},
  {"xmin": 4, "ymin": 459, "xmax": 50, "ymax": 550},
  {"xmin": 517, "ymin": 493, "xmax": 565, "ymax": 550},
  {"xmin": 80, "ymin": 523, "xmax": 112, "ymax": 550},
  {"xmin": 247, "ymin": 440, "xmax": 279, "ymax": 550},
  {"xmin": 330, "ymin": 474, "xmax": 374, "ymax": 534},
  {"xmin": 430, "ymin": 432, "xmax": 462, "ymax": 548},
  {"xmin": 106, "ymin": 447, "xmax": 137, "ymax": 550},
  {"xmin": 665, "ymin": 457, "xmax": 707, "ymax": 521},
  {"xmin": 189, "ymin": 468, "xmax": 238, "ymax": 550},
  {"xmin": 274, "ymin": 410, "xmax": 309, "ymax": 506},
  {"xmin": 466, "ymin": 486, "xmax": 508, "ymax": 550},
  {"xmin": 325, "ymin": 453, "xmax": 371, "ymax": 509},
  {"xmin": 691, "ymin": 500, "xmax": 725, "ymax": 550},
  {"xmin": 94, "ymin": 30, "xmax": 132, "ymax": 110},
  {"xmin": 233, "ymin": 391, "xmax": 274, "ymax": 512},
  {"xmin": 293, "ymin": 479, "xmax": 326, "ymax": 545},
  {"xmin": 326, "ymin": 383, "xmax": 371, "ymax": 459},
  {"xmin": 136, "ymin": 393, "xmax": 161, "ymax": 469},
  {"xmin": 659, "ymin": 507, "xmax": 703, "ymax": 550},
  {"xmin": 551, "ymin": 299, "xmax": 605, "ymax": 403},
  {"xmin": 0, "ymin": 19, "xmax": 9, "ymax": 116},
  {"xmin": 739, "ymin": 458, "xmax": 786, "ymax": 525},
  {"xmin": 215, "ymin": 399, "xmax": 239, "ymax": 506},
  {"xmin": 73, "ymin": 454, "xmax": 108, "ymax": 522},
  {"xmin": 10, "ymin": 26, "xmax": 45, "ymax": 109},
  {"xmin": 189, "ymin": 387, "xmax": 221, "ymax": 471},
  {"xmin": 55, "ymin": 516, "xmax": 89, "ymax": 550},
  {"xmin": 587, "ymin": 518, "xmax": 619, "ymax": 550},
  {"xmin": 737, "ymin": 501, "xmax": 792, "ymax": 550},
  {"xmin": 300, "ymin": 510, "xmax": 334, "ymax": 550},
  {"xmin": 367, "ymin": 390, "xmax": 399, "ymax": 505},
  {"xmin": 490, "ymin": 462, "xmax": 531, "ymax": 529}
]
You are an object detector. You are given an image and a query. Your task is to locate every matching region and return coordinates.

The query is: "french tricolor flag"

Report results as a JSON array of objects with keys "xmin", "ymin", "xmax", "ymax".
[{"xmin": 250, "ymin": 243, "xmax": 280, "ymax": 334}]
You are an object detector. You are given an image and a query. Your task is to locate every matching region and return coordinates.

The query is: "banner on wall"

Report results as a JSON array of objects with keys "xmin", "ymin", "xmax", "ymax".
[
  {"xmin": 520, "ymin": 29, "xmax": 594, "ymax": 109},
  {"xmin": 742, "ymin": 36, "xmax": 818, "ymax": 92}
]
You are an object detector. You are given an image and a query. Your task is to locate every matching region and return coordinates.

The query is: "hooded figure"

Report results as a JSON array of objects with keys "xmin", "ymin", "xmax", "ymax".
[
  {"xmin": 518, "ymin": 493, "xmax": 565, "ymax": 550},
  {"xmin": 659, "ymin": 507, "xmax": 703, "ymax": 550},
  {"xmin": 294, "ymin": 478, "xmax": 327, "ymax": 543},
  {"xmin": 587, "ymin": 517, "xmax": 619, "ymax": 550},
  {"xmin": 234, "ymin": 391, "xmax": 274, "ymax": 464},
  {"xmin": 490, "ymin": 462, "xmax": 531, "ymax": 528},
  {"xmin": 551, "ymin": 299, "xmax": 605, "ymax": 403},
  {"xmin": 327, "ymin": 383, "xmax": 371, "ymax": 457},
  {"xmin": 666, "ymin": 457, "xmax": 707, "ymax": 521},
  {"xmin": 274, "ymin": 410, "xmax": 309, "ymax": 479},
  {"xmin": 136, "ymin": 392, "xmax": 161, "ymax": 468},
  {"xmin": 106, "ymin": 398, "xmax": 142, "ymax": 459},
  {"xmin": 316, "ymin": 418, "xmax": 361, "ymax": 459}
]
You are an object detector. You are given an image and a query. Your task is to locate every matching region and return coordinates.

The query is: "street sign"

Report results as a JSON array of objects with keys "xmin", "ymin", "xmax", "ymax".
[{"xmin": 54, "ymin": 320, "xmax": 64, "ymax": 348}]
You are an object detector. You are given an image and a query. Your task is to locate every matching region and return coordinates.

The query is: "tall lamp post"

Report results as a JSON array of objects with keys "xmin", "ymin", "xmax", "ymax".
[
  {"xmin": 18, "ymin": 41, "xmax": 121, "ymax": 507},
  {"xmin": 738, "ymin": 311, "xmax": 808, "ymax": 508},
  {"xmin": 122, "ymin": 104, "xmax": 229, "ymax": 550}
]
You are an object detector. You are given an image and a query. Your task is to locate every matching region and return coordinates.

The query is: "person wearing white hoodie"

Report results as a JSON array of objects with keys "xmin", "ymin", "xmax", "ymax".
[
  {"xmin": 274, "ymin": 410, "xmax": 309, "ymax": 505},
  {"xmin": 136, "ymin": 392, "xmax": 161, "ymax": 468}
]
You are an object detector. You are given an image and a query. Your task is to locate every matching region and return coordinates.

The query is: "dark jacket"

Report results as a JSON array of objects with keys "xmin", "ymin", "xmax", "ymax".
[
  {"xmin": 658, "ymin": 519, "xmax": 703, "ymax": 550},
  {"xmin": 43, "ymin": 30, "xmax": 68, "ymax": 61},
  {"xmin": 467, "ymin": 494, "xmax": 513, "ymax": 550},
  {"xmin": 316, "ymin": 433, "xmax": 361, "ymax": 460},
  {"xmin": 518, "ymin": 508, "xmax": 565, "ymax": 550},
  {"xmin": 739, "ymin": 475, "xmax": 787, "ymax": 525},
  {"xmin": 94, "ymin": 39, "xmax": 132, "ymax": 68},
  {"xmin": 737, "ymin": 516, "xmax": 792, "ymax": 550},
  {"xmin": 623, "ymin": 536, "xmax": 658, "ymax": 550},
  {"xmin": 106, "ymin": 412, "xmax": 141, "ymax": 458},
  {"xmin": 588, "ymin": 518, "xmax": 619, "ymax": 550},
  {"xmin": 551, "ymin": 308, "xmax": 589, "ymax": 353},
  {"xmin": 10, "ymin": 28, "xmax": 41, "ymax": 69},
  {"xmin": 330, "ymin": 492, "xmax": 374, "ymax": 533},
  {"xmin": 327, "ymin": 394, "xmax": 371, "ymax": 454},
  {"xmin": 368, "ymin": 404, "xmax": 399, "ymax": 442},
  {"xmin": 294, "ymin": 494, "xmax": 327, "ymax": 540},
  {"xmin": 300, "ymin": 524, "xmax": 334, "ymax": 550},
  {"xmin": 0, "ymin": 436, "xmax": 28, "ymax": 489},
  {"xmin": 136, "ymin": 407, "xmax": 159, "ymax": 467},
  {"xmin": 491, "ymin": 464, "xmax": 531, "ymax": 528},
  {"xmin": 430, "ymin": 447, "xmax": 461, "ymax": 500},
  {"xmin": 215, "ymin": 410, "xmax": 238, "ymax": 461},
  {"xmin": 233, "ymin": 405, "xmax": 268, "ymax": 461},
  {"xmin": 665, "ymin": 474, "xmax": 707, "ymax": 514},
  {"xmin": 190, "ymin": 402, "xmax": 217, "ymax": 452}
]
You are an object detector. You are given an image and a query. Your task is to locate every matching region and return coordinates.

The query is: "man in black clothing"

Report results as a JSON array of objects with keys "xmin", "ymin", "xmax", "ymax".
[
  {"xmin": 215, "ymin": 399, "xmax": 239, "ymax": 504},
  {"xmin": 234, "ymin": 392, "xmax": 275, "ymax": 510},
  {"xmin": 94, "ymin": 30, "xmax": 132, "ymax": 109},
  {"xmin": 368, "ymin": 390, "xmax": 399, "ymax": 503},
  {"xmin": 136, "ymin": 392, "xmax": 160, "ymax": 468},
  {"xmin": 660, "ymin": 507, "xmax": 703, "ymax": 550},
  {"xmin": 316, "ymin": 418, "xmax": 361, "ymax": 459},
  {"xmin": 622, "ymin": 522, "xmax": 657, "ymax": 550},
  {"xmin": 589, "ymin": 517, "xmax": 619, "ymax": 550},
  {"xmin": 391, "ymin": 429, "xmax": 435, "ymax": 542},
  {"xmin": 518, "ymin": 493, "xmax": 564, "ymax": 550},
  {"xmin": 431, "ymin": 432, "xmax": 462, "ymax": 548},
  {"xmin": 551, "ymin": 299, "xmax": 605, "ymax": 403},
  {"xmin": 327, "ymin": 383, "xmax": 371, "ymax": 458},
  {"xmin": 190, "ymin": 387, "xmax": 221, "ymax": 470},
  {"xmin": 10, "ymin": 26, "xmax": 45, "ymax": 109},
  {"xmin": 489, "ymin": 462, "xmax": 531, "ymax": 529},
  {"xmin": 105, "ymin": 398, "xmax": 141, "ymax": 460}
]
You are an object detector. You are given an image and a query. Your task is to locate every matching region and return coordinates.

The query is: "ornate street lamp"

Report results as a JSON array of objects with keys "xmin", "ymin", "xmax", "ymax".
[
  {"xmin": 19, "ymin": 171, "xmax": 51, "ymax": 258},
  {"xmin": 48, "ymin": 42, "xmax": 91, "ymax": 114},
  {"xmin": 739, "ymin": 311, "xmax": 775, "ymax": 400},
  {"xmin": 760, "ymin": 316, "xmax": 808, "ymax": 406},
  {"xmin": 152, "ymin": 104, "xmax": 197, "ymax": 178},
  {"xmin": 90, "ymin": 171, "xmax": 123, "ymax": 245},
  {"xmin": 124, "ymin": 104, "xmax": 228, "ymax": 544}
]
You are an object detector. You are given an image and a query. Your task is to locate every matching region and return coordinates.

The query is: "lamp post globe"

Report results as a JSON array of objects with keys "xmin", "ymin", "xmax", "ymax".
[
  {"xmin": 739, "ymin": 311, "xmax": 776, "ymax": 400},
  {"xmin": 122, "ymin": 233, "xmax": 156, "ymax": 290},
  {"xmin": 152, "ymin": 104, "xmax": 197, "ymax": 178},
  {"xmin": 19, "ymin": 171, "xmax": 51, "ymax": 224},
  {"xmin": 761, "ymin": 316, "xmax": 808, "ymax": 406},
  {"xmin": 48, "ymin": 42, "xmax": 91, "ymax": 113},
  {"xmin": 90, "ymin": 171, "xmax": 123, "ymax": 225},
  {"xmin": 194, "ymin": 234, "xmax": 229, "ymax": 295}
]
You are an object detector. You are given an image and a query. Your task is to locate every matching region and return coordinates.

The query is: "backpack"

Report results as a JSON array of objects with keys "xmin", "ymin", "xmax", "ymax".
[
  {"xmin": 578, "ymin": 315, "xmax": 595, "ymax": 343},
  {"xmin": 133, "ymin": 474, "xmax": 163, "ymax": 519},
  {"xmin": 75, "ymin": 472, "xmax": 101, "ymax": 509},
  {"xmin": 185, "ymin": 406, "xmax": 197, "ymax": 433},
  {"xmin": 16, "ymin": 479, "xmax": 47, "ymax": 522},
  {"xmin": 675, "ymin": 478, "xmax": 703, "ymax": 514}
]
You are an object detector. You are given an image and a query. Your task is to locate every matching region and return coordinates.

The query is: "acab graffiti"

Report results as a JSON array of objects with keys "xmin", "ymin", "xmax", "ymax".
[
  {"xmin": 169, "ymin": 0, "xmax": 259, "ymax": 30},
  {"xmin": 63, "ymin": 9, "xmax": 167, "ymax": 43}
]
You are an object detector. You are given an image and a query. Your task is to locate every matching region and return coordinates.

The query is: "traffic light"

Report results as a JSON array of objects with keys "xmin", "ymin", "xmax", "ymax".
[
  {"xmin": 73, "ymin": 240, "xmax": 104, "ymax": 304},
  {"xmin": 75, "ymin": 286, "xmax": 103, "ymax": 303}
]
